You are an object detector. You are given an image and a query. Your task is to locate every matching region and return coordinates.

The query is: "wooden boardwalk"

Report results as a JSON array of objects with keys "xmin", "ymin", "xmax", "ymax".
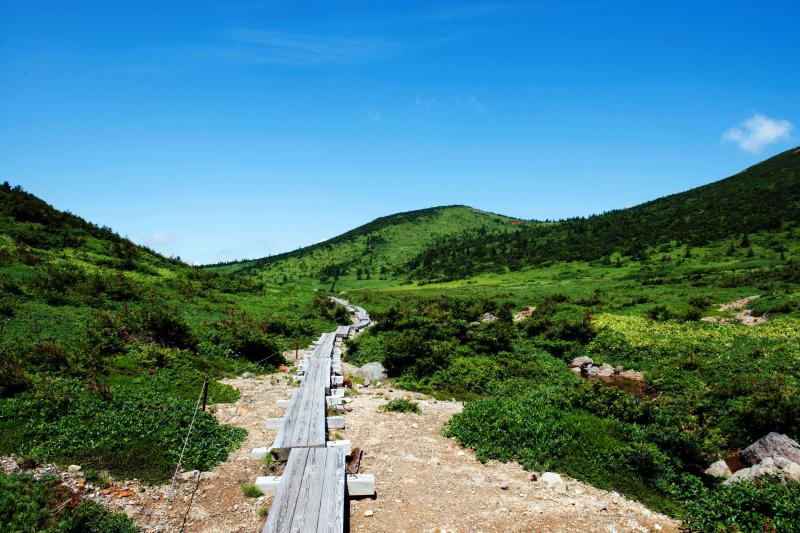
[
  {"xmin": 256, "ymin": 300, "xmax": 374, "ymax": 532},
  {"xmin": 263, "ymin": 447, "xmax": 346, "ymax": 533}
]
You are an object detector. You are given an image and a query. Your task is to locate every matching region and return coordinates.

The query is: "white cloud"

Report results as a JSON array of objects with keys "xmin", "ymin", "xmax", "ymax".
[
  {"xmin": 147, "ymin": 232, "xmax": 173, "ymax": 247},
  {"xmin": 722, "ymin": 113, "xmax": 793, "ymax": 153}
]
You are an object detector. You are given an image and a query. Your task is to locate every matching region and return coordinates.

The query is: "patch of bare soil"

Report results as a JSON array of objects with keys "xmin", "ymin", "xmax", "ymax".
[
  {"xmin": 341, "ymin": 373, "xmax": 679, "ymax": 532},
  {"xmin": 702, "ymin": 295, "xmax": 767, "ymax": 327}
]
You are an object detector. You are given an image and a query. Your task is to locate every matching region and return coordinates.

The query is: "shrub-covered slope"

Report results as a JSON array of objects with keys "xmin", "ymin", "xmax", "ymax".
[
  {"xmin": 405, "ymin": 147, "xmax": 800, "ymax": 281},
  {"xmin": 206, "ymin": 205, "xmax": 526, "ymax": 284},
  {"xmin": 0, "ymin": 182, "xmax": 343, "ymax": 484}
]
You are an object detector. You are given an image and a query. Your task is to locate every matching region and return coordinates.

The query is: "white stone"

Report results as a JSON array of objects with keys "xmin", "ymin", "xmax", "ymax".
[
  {"xmin": 704, "ymin": 460, "xmax": 732, "ymax": 479},
  {"xmin": 540, "ymin": 472, "xmax": 566, "ymax": 492},
  {"xmin": 67, "ymin": 465, "xmax": 82, "ymax": 473},
  {"xmin": 364, "ymin": 509, "xmax": 374, "ymax": 517}
]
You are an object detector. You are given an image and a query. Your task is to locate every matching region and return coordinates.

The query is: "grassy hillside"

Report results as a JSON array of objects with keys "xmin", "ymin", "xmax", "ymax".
[
  {"xmin": 206, "ymin": 205, "xmax": 526, "ymax": 286},
  {"xmin": 0, "ymin": 182, "xmax": 347, "ymax": 488},
  {"xmin": 405, "ymin": 147, "xmax": 800, "ymax": 282}
]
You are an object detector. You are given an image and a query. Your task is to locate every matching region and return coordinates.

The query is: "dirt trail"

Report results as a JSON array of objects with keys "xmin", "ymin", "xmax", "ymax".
[
  {"xmin": 702, "ymin": 295, "xmax": 767, "ymax": 327},
  {"xmin": 340, "ymin": 373, "xmax": 678, "ymax": 533},
  {"xmin": 5, "ymin": 353, "xmax": 678, "ymax": 532}
]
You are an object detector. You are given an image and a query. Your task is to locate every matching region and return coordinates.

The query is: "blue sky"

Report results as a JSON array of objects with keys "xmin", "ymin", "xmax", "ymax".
[{"xmin": 1, "ymin": 1, "xmax": 798, "ymax": 264}]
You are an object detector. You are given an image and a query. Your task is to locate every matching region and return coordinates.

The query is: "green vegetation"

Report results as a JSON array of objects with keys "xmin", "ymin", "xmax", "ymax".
[
  {"xmin": 4, "ymin": 147, "xmax": 800, "ymax": 530},
  {"xmin": 241, "ymin": 482, "xmax": 262, "ymax": 498},
  {"xmin": 0, "ymin": 472, "xmax": 137, "ymax": 532},
  {"xmin": 0, "ymin": 183, "xmax": 342, "ymax": 488},
  {"xmin": 380, "ymin": 398, "xmax": 420, "ymax": 413},
  {"xmin": 206, "ymin": 205, "xmax": 525, "ymax": 287},
  {"xmin": 404, "ymin": 147, "xmax": 800, "ymax": 282}
]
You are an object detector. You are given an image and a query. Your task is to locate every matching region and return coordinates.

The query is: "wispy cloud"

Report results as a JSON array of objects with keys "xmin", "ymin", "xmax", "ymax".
[
  {"xmin": 147, "ymin": 232, "xmax": 173, "ymax": 247},
  {"xmin": 203, "ymin": 30, "xmax": 399, "ymax": 66},
  {"xmin": 722, "ymin": 113, "xmax": 793, "ymax": 153}
]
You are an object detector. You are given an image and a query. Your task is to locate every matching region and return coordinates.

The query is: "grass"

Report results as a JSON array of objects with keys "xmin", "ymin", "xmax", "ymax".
[
  {"xmin": 241, "ymin": 482, "xmax": 262, "ymax": 498},
  {"xmin": 380, "ymin": 398, "xmax": 420, "ymax": 414}
]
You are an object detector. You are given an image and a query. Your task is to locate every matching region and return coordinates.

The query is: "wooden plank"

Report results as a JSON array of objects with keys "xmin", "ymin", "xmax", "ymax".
[
  {"xmin": 286, "ymin": 384, "xmax": 325, "ymax": 448},
  {"xmin": 263, "ymin": 447, "xmax": 310, "ymax": 533},
  {"xmin": 289, "ymin": 447, "xmax": 328, "ymax": 532},
  {"xmin": 316, "ymin": 446, "xmax": 346, "ymax": 532}
]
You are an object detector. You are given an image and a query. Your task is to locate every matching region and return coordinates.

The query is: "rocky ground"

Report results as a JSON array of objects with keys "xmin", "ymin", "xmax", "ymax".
[
  {"xmin": 3, "ymin": 356, "xmax": 679, "ymax": 532},
  {"xmin": 340, "ymin": 367, "xmax": 678, "ymax": 533},
  {"xmin": 702, "ymin": 295, "xmax": 767, "ymax": 326}
]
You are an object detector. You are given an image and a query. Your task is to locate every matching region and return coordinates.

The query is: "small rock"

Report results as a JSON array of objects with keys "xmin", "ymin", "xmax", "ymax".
[
  {"xmin": 570, "ymin": 367, "xmax": 582, "ymax": 375},
  {"xmin": 364, "ymin": 509, "xmax": 374, "ymax": 517},
  {"xmin": 67, "ymin": 465, "xmax": 82, "ymax": 473},
  {"xmin": 580, "ymin": 497, "xmax": 607, "ymax": 510},
  {"xmin": 569, "ymin": 356, "xmax": 594, "ymax": 368},
  {"xmin": 499, "ymin": 481, "xmax": 510, "ymax": 490},
  {"xmin": 704, "ymin": 460, "xmax": 732, "ymax": 479},
  {"xmin": 241, "ymin": 372, "xmax": 254, "ymax": 379},
  {"xmin": 529, "ymin": 472, "xmax": 539, "ymax": 482},
  {"xmin": 180, "ymin": 470, "xmax": 199, "ymax": 481},
  {"xmin": 540, "ymin": 472, "xmax": 566, "ymax": 492},
  {"xmin": 598, "ymin": 364, "xmax": 614, "ymax": 378}
]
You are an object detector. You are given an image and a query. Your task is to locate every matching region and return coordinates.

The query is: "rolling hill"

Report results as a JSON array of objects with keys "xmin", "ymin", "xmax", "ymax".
[
  {"xmin": 405, "ymin": 147, "xmax": 800, "ymax": 281},
  {"xmin": 206, "ymin": 205, "xmax": 527, "ymax": 285}
]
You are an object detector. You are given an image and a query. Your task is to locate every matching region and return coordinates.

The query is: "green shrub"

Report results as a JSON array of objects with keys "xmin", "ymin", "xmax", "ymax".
[
  {"xmin": 681, "ymin": 478, "xmax": 800, "ymax": 532},
  {"xmin": 0, "ymin": 472, "xmax": 137, "ymax": 532},
  {"xmin": 380, "ymin": 398, "xmax": 420, "ymax": 413},
  {"xmin": 122, "ymin": 303, "xmax": 195, "ymax": 349},
  {"xmin": 0, "ymin": 378, "xmax": 245, "ymax": 482},
  {"xmin": 241, "ymin": 482, "xmax": 261, "ymax": 498}
]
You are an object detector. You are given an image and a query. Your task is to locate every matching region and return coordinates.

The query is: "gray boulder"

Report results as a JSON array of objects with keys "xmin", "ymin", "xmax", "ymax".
[
  {"xmin": 569, "ymin": 356, "xmax": 594, "ymax": 368},
  {"xmin": 704, "ymin": 460, "xmax": 732, "ymax": 479},
  {"xmin": 741, "ymin": 432, "xmax": 800, "ymax": 465},
  {"xmin": 598, "ymin": 363, "xmax": 614, "ymax": 378},
  {"xmin": 356, "ymin": 362, "xmax": 387, "ymax": 382}
]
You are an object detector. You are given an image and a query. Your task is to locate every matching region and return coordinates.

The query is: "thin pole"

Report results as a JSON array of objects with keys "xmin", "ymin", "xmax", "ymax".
[{"xmin": 200, "ymin": 379, "xmax": 209, "ymax": 411}]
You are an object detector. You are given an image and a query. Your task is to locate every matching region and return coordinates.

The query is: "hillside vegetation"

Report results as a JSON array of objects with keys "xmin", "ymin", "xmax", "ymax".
[
  {"xmin": 3, "ymin": 147, "xmax": 800, "ymax": 532},
  {"xmin": 0, "ymin": 181, "xmax": 349, "ymax": 528},
  {"xmin": 405, "ymin": 147, "xmax": 800, "ymax": 282},
  {"xmin": 207, "ymin": 205, "xmax": 525, "ymax": 286}
]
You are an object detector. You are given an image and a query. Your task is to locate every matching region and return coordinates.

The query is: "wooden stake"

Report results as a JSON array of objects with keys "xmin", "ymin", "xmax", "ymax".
[{"xmin": 200, "ymin": 379, "xmax": 209, "ymax": 411}]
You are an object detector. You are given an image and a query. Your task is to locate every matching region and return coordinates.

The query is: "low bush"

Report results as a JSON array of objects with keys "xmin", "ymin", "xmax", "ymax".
[
  {"xmin": 681, "ymin": 478, "xmax": 800, "ymax": 532},
  {"xmin": 380, "ymin": 398, "xmax": 420, "ymax": 413},
  {"xmin": 0, "ymin": 377, "xmax": 245, "ymax": 482},
  {"xmin": 0, "ymin": 472, "xmax": 137, "ymax": 532}
]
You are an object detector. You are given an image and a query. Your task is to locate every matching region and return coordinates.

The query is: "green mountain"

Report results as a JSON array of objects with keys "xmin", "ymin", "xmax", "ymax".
[
  {"xmin": 405, "ymin": 147, "xmax": 800, "ymax": 281},
  {"xmin": 207, "ymin": 205, "xmax": 527, "ymax": 284}
]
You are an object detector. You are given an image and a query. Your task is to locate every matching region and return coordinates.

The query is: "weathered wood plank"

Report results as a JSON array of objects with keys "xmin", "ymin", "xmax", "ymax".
[
  {"xmin": 263, "ymin": 447, "xmax": 310, "ymax": 533},
  {"xmin": 316, "ymin": 446, "xmax": 346, "ymax": 532},
  {"xmin": 289, "ymin": 447, "xmax": 328, "ymax": 532},
  {"xmin": 286, "ymin": 384, "xmax": 325, "ymax": 449}
]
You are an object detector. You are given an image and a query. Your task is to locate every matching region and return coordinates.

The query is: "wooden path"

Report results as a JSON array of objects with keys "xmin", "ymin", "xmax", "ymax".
[{"xmin": 253, "ymin": 301, "xmax": 373, "ymax": 532}]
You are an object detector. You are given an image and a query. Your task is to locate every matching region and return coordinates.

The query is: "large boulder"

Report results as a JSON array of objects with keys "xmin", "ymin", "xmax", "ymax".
[
  {"xmin": 704, "ymin": 460, "xmax": 732, "ymax": 479},
  {"xmin": 741, "ymin": 433, "xmax": 800, "ymax": 465},
  {"xmin": 355, "ymin": 362, "xmax": 387, "ymax": 382},
  {"xmin": 723, "ymin": 456, "xmax": 800, "ymax": 485}
]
